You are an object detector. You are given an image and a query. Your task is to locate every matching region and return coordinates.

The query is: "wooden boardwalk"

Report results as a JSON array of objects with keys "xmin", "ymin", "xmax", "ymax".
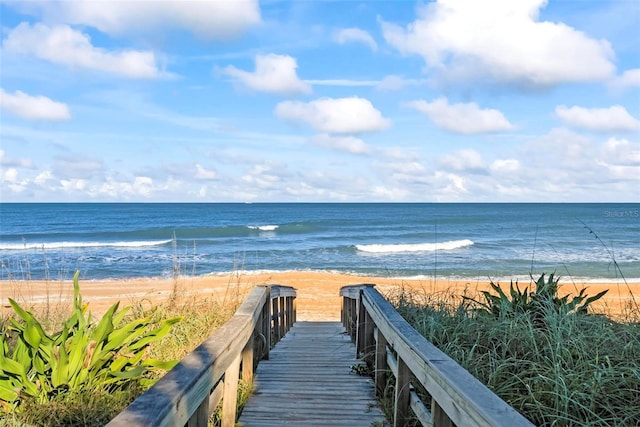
[{"xmin": 238, "ymin": 321, "xmax": 387, "ymax": 427}]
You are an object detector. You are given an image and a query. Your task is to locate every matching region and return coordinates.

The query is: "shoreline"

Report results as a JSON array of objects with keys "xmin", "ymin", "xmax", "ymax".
[{"xmin": 3, "ymin": 270, "xmax": 637, "ymax": 321}]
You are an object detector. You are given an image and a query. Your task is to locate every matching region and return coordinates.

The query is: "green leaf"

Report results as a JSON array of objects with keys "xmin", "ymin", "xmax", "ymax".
[
  {"xmin": 0, "ymin": 356, "xmax": 27, "ymax": 380},
  {"xmin": 90, "ymin": 303, "xmax": 118, "ymax": 344},
  {"xmin": 144, "ymin": 359, "xmax": 179, "ymax": 371},
  {"xmin": 128, "ymin": 317, "xmax": 181, "ymax": 351},
  {"xmin": 51, "ymin": 343, "xmax": 70, "ymax": 388},
  {"xmin": 23, "ymin": 319, "xmax": 44, "ymax": 349},
  {"xmin": 103, "ymin": 318, "xmax": 150, "ymax": 352},
  {"xmin": 0, "ymin": 383, "xmax": 19, "ymax": 403}
]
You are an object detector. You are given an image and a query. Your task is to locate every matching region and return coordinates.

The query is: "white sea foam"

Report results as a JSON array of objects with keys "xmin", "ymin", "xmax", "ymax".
[
  {"xmin": 356, "ymin": 239, "xmax": 474, "ymax": 253},
  {"xmin": 0, "ymin": 240, "xmax": 172, "ymax": 250},
  {"xmin": 247, "ymin": 225, "xmax": 279, "ymax": 231}
]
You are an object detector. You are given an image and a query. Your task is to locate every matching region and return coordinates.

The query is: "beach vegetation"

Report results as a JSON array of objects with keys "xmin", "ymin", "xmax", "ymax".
[
  {"xmin": 0, "ymin": 270, "xmax": 243, "ymax": 426},
  {"xmin": 467, "ymin": 273, "xmax": 608, "ymax": 326},
  {"xmin": 391, "ymin": 275, "xmax": 640, "ymax": 426},
  {"xmin": 0, "ymin": 271, "xmax": 180, "ymax": 422}
]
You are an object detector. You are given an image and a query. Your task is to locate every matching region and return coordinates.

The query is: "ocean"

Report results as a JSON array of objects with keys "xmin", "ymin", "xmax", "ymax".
[{"xmin": 0, "ymin": 203, "xmax": 638, "ymax": 282}]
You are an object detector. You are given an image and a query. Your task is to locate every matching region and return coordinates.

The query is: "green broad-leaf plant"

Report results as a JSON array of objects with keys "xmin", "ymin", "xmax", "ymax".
[
  {"xmin": 467, "ymin": 273, "xmax": 608, "ymax": 326},
  {"xmin": 0, "ymin": 271, "xmax": 181, "ymax": 412}
]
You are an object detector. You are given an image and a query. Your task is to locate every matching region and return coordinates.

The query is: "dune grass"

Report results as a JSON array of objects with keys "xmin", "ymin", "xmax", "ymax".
[
  {"xmin": 388, "ymin": 278, "xmax": 640, "ymax": 426},
  {"xmin": 0, "ymin": 275, "xmax": 244, "ymax": 427}
]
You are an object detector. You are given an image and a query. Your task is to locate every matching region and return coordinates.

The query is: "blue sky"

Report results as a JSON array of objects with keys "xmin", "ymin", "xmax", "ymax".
[{"xmin": 1, "ymin": 0, "xmax": 638, "ymax": 202}]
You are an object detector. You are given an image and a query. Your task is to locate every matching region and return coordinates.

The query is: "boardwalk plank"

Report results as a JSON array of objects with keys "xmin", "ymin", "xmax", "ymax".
[{"xmin": 238, "ymin": 321, "xmax": 387, "ymax": 427}]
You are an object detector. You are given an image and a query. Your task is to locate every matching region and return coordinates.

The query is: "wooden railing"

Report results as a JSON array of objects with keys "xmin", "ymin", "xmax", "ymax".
[
  {"xmin": 108, "ymin": 284, "xmax": 296, "ymax": 427},
  {"xmin": 340, "ymin": 284, "xmax": 535, "ymax": 427}
]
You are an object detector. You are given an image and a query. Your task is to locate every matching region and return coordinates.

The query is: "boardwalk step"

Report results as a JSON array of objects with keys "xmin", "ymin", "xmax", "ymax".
[{"xmin": 238, "ymin": 321, "xmax": 388, "ymax": 427}]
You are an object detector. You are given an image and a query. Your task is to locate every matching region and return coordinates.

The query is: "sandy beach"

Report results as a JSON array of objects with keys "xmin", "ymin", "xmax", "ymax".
[{"xmin": 2, "ymin": 271, "xmax": 637, "ymax": 321}]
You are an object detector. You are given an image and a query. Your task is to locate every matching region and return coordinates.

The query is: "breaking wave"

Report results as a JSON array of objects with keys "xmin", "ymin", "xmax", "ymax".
[
  {"xmin": 356, "ymin": 239, "xmax": 474, "ymax": 253},
  {"xmin": 0, "ymin": 240, "xmax": 172, "ymax": 250},
  {"xmin": 247, "ymin": 225, "xmax": 279, "ymax": 231}
]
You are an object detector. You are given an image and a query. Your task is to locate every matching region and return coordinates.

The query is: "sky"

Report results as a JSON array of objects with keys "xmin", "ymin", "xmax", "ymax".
[{"xmin": 0, "ymin": 0, "xmax": 639, "ymax": 203}]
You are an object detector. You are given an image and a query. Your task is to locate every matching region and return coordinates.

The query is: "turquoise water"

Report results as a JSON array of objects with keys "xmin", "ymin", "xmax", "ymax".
[{"xmin": 0, "ymin": 203, "xmax": 638, "ymax": 281}]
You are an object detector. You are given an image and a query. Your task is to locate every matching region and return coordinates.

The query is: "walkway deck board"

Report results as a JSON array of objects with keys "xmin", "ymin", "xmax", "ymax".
[{"xmin": 238, "ymin": 321, "xmax": 387, "ymax": 427}]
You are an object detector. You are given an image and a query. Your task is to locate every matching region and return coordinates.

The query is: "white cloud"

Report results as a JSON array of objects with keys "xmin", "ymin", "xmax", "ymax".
[
  {"xmin": 195, "ymin": 164, "xmax": 217, "ymax": 180},
  {"xmin": 11, "ymin": 0, "xmax": 261, "ymax": 40},
  {"xmin": 601, "ymin": 138, "xmax": 640, "ymax": 166},
  {"xmin": 1, "ymin": 167, "xmax": 19, "ymax": 183},
  {"xmin": 490, "ymin": 159, "xmax": 521, "ymax": 173},
  {"xmin": 556, "ymin": 105, "xmax": 640, "ymax": 132},
  {"xmin": 1, "ymin": 88, "xmax": 71, "ymax": 121},
  {"xmin": 34, "ymin": 171, "xmax": 54, "ymax": 185},
  {"xmin": 241, "ymin": 164, "xmax": 283, "ymax": 190},
  {"xmin": 275, "ymin": 97, "xmax": 390, "ymax": 134},
  {"xmin": 2, "ymin": 23, "xmax": 162, "ymax": 79},
  {"xmin": 407, "ymin": 98, "xmax": 515, "ymax": 134},
  {"xmin": 433, "ymin": 171, "xmax": 467, "ymax": 195},
  {"xmin": 334, "ymin": 28, "xmax": 378, "ymax": 51},
  {"xmin": 439, "ymin": 149, "xmax": 486, "ymax": 172},
  {"xmin": 221, "ymin": 54, "xmax": 311, "ymax": 95},
  {"xmin": 311, "ymin": 134, "xmax": 370, "ymax": 154},
  {"xmin": 609, "ymin": 69, "xmax": 640, "ymax": 91},
  {"xmin": 1, "ymin": 167, "xmax": 28, "ymax": 193},
  {"xmin": 0, "ymin": 149, "xmax": 35, "ymax": 168},
  {"xmin": 381, "ymin": 0, "xmax": 615, "ymax": 87}
]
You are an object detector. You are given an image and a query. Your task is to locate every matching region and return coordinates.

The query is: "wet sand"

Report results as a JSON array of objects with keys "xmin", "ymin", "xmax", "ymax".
[{"xmin": 2, "ymin": 271, "xmax": 637, "ymax": 321}]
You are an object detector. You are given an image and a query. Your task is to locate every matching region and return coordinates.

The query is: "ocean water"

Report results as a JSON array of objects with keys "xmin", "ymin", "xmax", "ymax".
[{"xmin": 0, "ymin": 203, "xmax": 638, "ymax": 282}]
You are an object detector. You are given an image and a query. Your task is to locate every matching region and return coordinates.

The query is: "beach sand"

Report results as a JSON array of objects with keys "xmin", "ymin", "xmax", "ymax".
[{"xmin": 2, "ymin": 271, "xmax": 637, "ymax": 321}]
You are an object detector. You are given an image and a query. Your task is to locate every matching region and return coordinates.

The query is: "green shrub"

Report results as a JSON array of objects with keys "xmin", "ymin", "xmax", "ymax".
[
  {"xmin": 0, "ymin": 271, "xmax": 180, "ymax": 413},
  {"xmin": 467, "ymin": 273, "xmax": 608, "ymax": 326},
  {"xmin": 392, "ymin": 277, "xmax": 640, "ymax": 426}
]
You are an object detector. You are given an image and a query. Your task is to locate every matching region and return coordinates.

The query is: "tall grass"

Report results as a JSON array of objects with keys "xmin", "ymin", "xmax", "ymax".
[
  {"xmin": 390, "ymin": 283, "xmax": 640, "ymax": 426},
  {"xmin": 1, "ymin": 258, "xmax": 246, "ymax": 427}
]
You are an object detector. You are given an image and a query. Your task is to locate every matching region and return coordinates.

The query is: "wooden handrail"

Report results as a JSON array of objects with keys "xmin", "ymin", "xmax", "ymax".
[
  {"xmin": 340, "ymin": 285, "xmax": 534, "ymax": 427},
  {"xmin": 108, "ymin": 284, "xmax": 296, "ymax": 427}
]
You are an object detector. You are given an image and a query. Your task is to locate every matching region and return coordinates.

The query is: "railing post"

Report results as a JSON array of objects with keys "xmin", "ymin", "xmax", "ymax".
[
  {"xmin": 394, "ymin": 357, "xmax": 411, "ymax": 427},
  {"xmin": 262, "ymin": 286, "xmax": 271, "ymax": 360},
  {"xmin": 271, "ymin": 296, "xmax": 280, "ymax": 343},
  {"xmin": 356, "ymin": 289, "xmax": 366, "ymax": 357},
  {"xmin": 221, "ymin": 354, "xmax": 241, "ymax": 427},
  {"xmin": 242, "ymin": 339, "xmax": 254, "ymax": 384},
  {"xmin": 286, "ymin": 295, "xmax": 294, "ymax": 330},
  {"xmin": 432, "ymin": 400, "xmax": 454, "ymax": 427},
  {"xmin": 279, "ymin": 296, "xmax": 285, "ymax": 338},
  {"xmin": 363, "ymin": 310, "xmax": 375, "ymax": 366},
  {"xmin": 186, "ymin": 397, "xmax": 208, "ymax": 427},
  {"xmin": 349, "ymin": 297, "xmax": 357, "ymax": 340},
  {"xmin": 374, "ymin": 329, "xmax": 388, "ymax": 395}
]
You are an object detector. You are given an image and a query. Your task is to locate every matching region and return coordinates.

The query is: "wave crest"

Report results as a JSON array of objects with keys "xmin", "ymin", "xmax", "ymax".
[
  {"xmin": 356, "ymin": 239, "xmax": 474, "ymax": 253},
  {"xmin": 0, "ymin": 240, "xmax": 172, "ymax": 250},
  {"xmin": 247, "ymin": 225, "xmax": 279, "ymax": 231}
]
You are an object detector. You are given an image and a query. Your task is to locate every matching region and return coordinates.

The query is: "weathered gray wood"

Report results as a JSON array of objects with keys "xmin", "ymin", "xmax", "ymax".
[
  {"xmin": 186, "ymin": 397, "xmax": 208, "ymax": 427},
  {"xmin": 356, "ymin": 290, "xmax": 366, "ymax": 357},
  {"xmin": 221, "ymin": 354, "xmax": 241, "ymax": 427},
  {"xmin": 271, "ymin": 297, "xmax": 280, "ymax": 342},
  {"xmin": 109, "ymin": 285, "xmax": 296, "ymax": 427},
  {"xmin": 394, "ymin": 356, "xmax": 411, "ymax": 427},
  {"xmin": 374, "ymin": 327, "xmax": 388, "ymax": 394},
  {"xmin": 410, "ymin": 390, "xmax": 432, "ymax": 427},
  {"xmin": 242, "ymin": 338, "xmax": 254, "ymax": 384},
  {"xmin": 261, "ymin": 287, "xmax": 271, "ymax": 360},
  {"xmin": 432, "ymin": 400, "xmax": 454, "ymax": 427},
  {"xmin": 363, "ymin": 309, "xmax": 375, "ymax": 365},
  {"xmin": 238, "ymin": 322, "xmax": 386, "ymax": 427},
  {"xmin": 360, "ymin": 286, "xmax": 534, "ymax": 427},
  {"xmin": 108, "ymin": 286, "xmax": 268, "ymax": 427}
]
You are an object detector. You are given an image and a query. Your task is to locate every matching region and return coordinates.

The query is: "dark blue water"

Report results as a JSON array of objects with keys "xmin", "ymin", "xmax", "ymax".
[{"xmin": 0, "ymin": 203, "xmax": 638, "ymax": 281}]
